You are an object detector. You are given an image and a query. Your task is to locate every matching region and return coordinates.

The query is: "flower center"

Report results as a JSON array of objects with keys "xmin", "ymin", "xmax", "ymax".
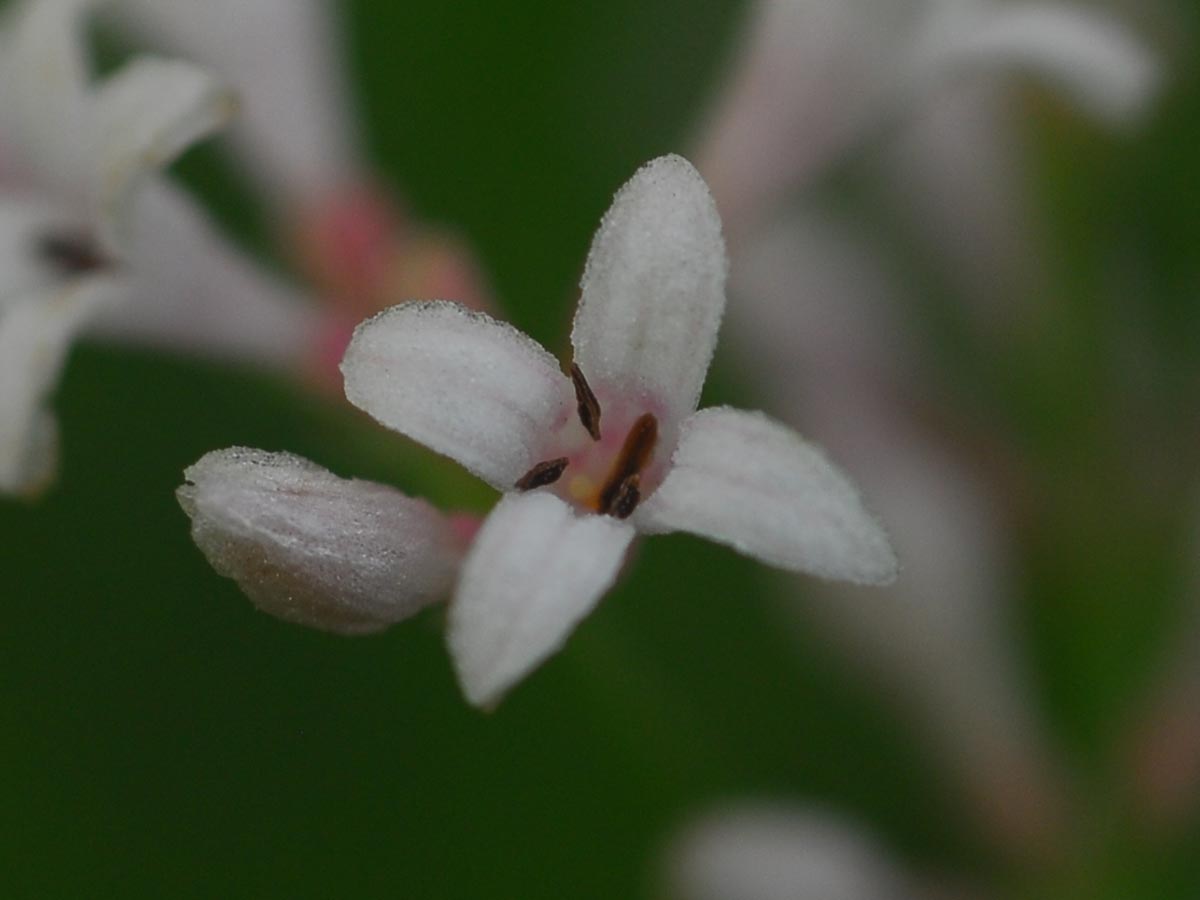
[
  {"xmin": 35, "ymin": 228, "xmax": 109, "ymax": 276},
  {"xmin": 514, "ymin": 364, "xmax": 662, "ymax": 519}
]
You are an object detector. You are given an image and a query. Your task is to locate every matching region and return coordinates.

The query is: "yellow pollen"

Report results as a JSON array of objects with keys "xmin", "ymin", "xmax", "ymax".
[{"xmin": 568, "ymin": 474, "xmax": 596, "ymax": 504}]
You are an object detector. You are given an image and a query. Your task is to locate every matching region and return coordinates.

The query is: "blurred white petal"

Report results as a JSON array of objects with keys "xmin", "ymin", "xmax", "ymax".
[
  {"xmin": 0, "ymin": 276, "xmax": 124, "ymax": 496},
  {"xmin": 572, "ymin": 155, "xmax": 727, "ymax": 426},
  {"xmin": 0, "ymin": 0, "xmax": 92, "ymax": 186},
  {"xmin": 341, "ymin": 301, "xmax": 573, "ymax": 492},
  {"xmin": 694, "ymin": 0, "xmax": 911, "ymax": 240},
  {"xmin": 794, "ymin": 393, "xmax": 1066, "ymax": 855},
  {"xmin": 636, "ymin": 407, "xmax": 897, "ymax": 585},
  {"xmin": 90, "ymin": 180, "xmax": 323, "ymax": 370},
  {"xmin": 666, "ymin": 805, "xmax": 908, "ymax": 900},
  {"xmin": 727, "ymin": 189, "xmax": 1064, "ymax": 852},
  {"xmin": 695, "ymin": 0, "xmax": 1160, "ymax": 240},
  {"xmin": 90, "ymin": 57, "xmax": 234, "ymax": 251},
  {"xmin": 108, "ymin": 0, "xmax": 361, "ymax": 205},
  {"xmin": 177, "ymin": 448, "xmax": 464, "ymax": 635},
  {"xmin": 448, "ymin": 491, "xmax": 634, "ymax": 708},
  {"xmin": 915, "ymin": 2, "xmax": 1161, "ymax": 126}
]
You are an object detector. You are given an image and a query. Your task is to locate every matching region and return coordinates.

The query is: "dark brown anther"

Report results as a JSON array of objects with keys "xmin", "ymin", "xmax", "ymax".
[
  {"xmin": 35, "ymin": 231, "xmax": 108, "ymax": 275},
  {"xmin": 570, "ymin": 362, "xmax": 602, "ymax": 441},
  {"xmin": 597, "ymin": 413, "xmax": 658, "ymax": 515},
  {"xmin": 514, "ymin": 457, "xmax": 570, "ymax": 491},
  {"xmin": 608, "ymin": 475, "xmax": 641, "ymax": 519}
]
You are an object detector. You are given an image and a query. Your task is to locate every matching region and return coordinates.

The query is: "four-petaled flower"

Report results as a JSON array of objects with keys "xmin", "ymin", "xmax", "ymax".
[{"xmin": 338, "ymin": 154, "xmax": 897, "ymax": 707}]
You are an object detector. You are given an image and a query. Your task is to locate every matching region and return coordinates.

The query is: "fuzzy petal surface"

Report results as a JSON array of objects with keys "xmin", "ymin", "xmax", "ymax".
[
  {"xmin": 635, "ymin": 407, "xmax": 897, "ymax": 585},
  {"xmin": 177, "ymin": 448, "xmax": 464, "ymax": 635},
  {"xmin": 571, "ymin": 154, "xmax": 727, "ymax": 426},
  {"xmin": 341, "ymin": 301, "xmax": 573, "ymax": 491},
  {"xmin": 449, "ymin": 491, "xmax": 635, "ymax": 708}
]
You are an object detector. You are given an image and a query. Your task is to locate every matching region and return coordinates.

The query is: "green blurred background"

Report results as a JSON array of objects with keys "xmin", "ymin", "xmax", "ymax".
[{"xmin": 3, "ymin": 0, "xmax": 1200, "ymax": 896}]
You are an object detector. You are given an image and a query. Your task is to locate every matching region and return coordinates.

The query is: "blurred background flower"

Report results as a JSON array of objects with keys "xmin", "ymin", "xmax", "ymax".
[{"xmin": 1, "ymin": 0, "xmax": 1198, "ymax": 897}]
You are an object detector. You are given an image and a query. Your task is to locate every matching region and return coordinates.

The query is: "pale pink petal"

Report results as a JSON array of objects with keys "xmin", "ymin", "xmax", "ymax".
[
  {"xmin": 448, "ymin": 491, "xmax": 635, "ymax": 708},
  {"xmin": 177, "ymin": 448, "xmax": 464, "ymax": 635},
  {"xmin": 636, "ymin": 407, "xmax": 896, "ymax": 585},
  {"xmin": 341, "ymin": 301, "xmax": 573, "ymax": 491},
  {"xmin": 571, "ymin": 154, "xmax": 727, "ymax": 427}
]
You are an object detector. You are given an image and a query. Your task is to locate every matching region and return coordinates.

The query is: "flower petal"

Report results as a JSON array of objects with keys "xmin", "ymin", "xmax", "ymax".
[
  {"xmin": 341, "ymin": 301, "xmax": 573, "ymax": 491},
  {"xmin": 571, "ymin": 154, "xmax": 727, "ymax": 426},
  {"xmin": 106, "ymin": 0, "xmax": 360, "ymax": 204},
  {"xmin": 0, "ymin": 0, "xmax": 93, "ymax": 183},
  {"xmin": 177, "ymin": 448, "xmax": 465, "ymax": 635},
  {"xmin": 90, "ymin": 57, "xmax": 234, "ymax": 251},
  {"xmin": 90, "ymin": 179, "xmax": 323, "ymax": 371},
  {"xmin": 448, "ymin": 491, "xmax": 635, "ymax": 708},
  {"xmin": 635, "ymin": 407, "xmax": 896, "ymax": 585},
  {"xmin": 915, "ymin": 1, "xmax": 1160, "ymax": 126},
  {"xmin": 0, "ymin": 276, "xmax": 124, "ymax": 496},
  {"xmin": 666, "ymin": 806, "xmax": 906, "ymax": 900}
]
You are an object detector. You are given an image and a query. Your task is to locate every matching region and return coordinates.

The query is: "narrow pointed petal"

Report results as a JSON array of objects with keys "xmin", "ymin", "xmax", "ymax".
[
  {"xmin": 177, "ymin": 448, "xmax": 465, "ymax": 635},
  {"xmin": 571, "ymin": 155, "xmax": 727, "ymax": 425},
  {"xmin": 917, "ymin": 2, "xmax": 1160, "ymax": 126},
  {"xmin": 0, "ymin": 0, "xmax": 93, "ymax": 184},
  {"xmin": 0, "ymin": 277, "xmax": 124, "ymax": 495},
  {"xmin": 341, "ymin": 301, "xmax": 573, "ymax": 491},
  {"xmin": 667, "ymin": 806, "xmax": 907, "ymax": 900},
  {"xmin": 106, "ymin": 0, "xmax": 360, "ymax": 204},
  {"xmin": 448, "ymin": 492, "xmax": 635, "ymax": 707},
  {"xmin": 635, "ymin": 407, "xmax": 896, "ymax": 585},
  {"xmin": 90, "ymin": 180, "xmax": 323, "ymax": 372},
  {"xmin": 90, "ymin": 57, "xmax": 234, "ymax": 251}
]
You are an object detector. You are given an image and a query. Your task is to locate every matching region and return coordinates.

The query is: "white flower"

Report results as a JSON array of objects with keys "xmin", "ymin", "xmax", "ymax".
[
  {"xmin": 178, "ymin": 448, "xmax": 469, "ymax": 635},
  {"xmin": 696, "ymin": 0, "xmax": 1160, "ymax": 242},
  {"xmin": 0, "ymin": 0, "xmax": 232, "ymax": 495},
  {"xmin": 339, "ymin": 154, "xmax": 897, "ymax": 707},
  {"xmin": 665, "ymin": 806, "xmax": 909, "ymax": 900}
]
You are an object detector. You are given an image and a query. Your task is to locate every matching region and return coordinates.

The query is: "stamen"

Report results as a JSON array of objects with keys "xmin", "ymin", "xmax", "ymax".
[
  {"xmin": 597, "ymin": 412, "xmax": 658, "ymax": 516},
  {"xmin": 608, "ymin": 474, "xmax": 641, "ymax": 520},
  {"xmin": 570, "ymin": 362, "xmax": 602, "ymax": 441},
  {"xmin": 514, "ymin": 457, "xmax": 570, "ymax": 491},
  {"xmin": 35, "ymin": 231, "xmax": 107, "ymax": 275}
]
